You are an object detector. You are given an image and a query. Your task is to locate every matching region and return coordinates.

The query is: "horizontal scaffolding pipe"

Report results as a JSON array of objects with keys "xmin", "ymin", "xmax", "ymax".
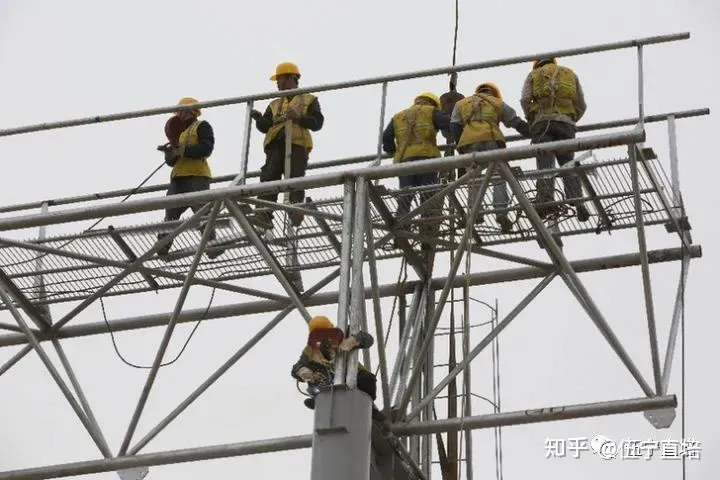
[
  {"xmin": 0, "ymin": 245, "xmax": 701, "ymax": 348},
  {"xmin": 0, "ymin": 33, "xmax": 688, "ymax": 138},
  {"xmin": 0, "ymin": 128, "xmax": 644, "ymax": 231},
  {"xmin": 391, "ymin": 395, "xmax": 677, "ymax": 436},
  {"xmin": 0, "ymin": 395, "xmax": 676, "ymax": 480},
  {"xmin": 0, "ymin": 107, "xmax": 707, "ymax": 216},
  {"xmin": 0, "ymin": 434, "xmax": 313, "ymax": 480}
]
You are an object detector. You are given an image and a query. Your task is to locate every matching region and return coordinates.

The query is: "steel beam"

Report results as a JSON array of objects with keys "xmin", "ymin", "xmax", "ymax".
[
  {"xmin": 0, "ymin": 246, "xmax": 700, "ymax": 349},
  {"xmin": 118, "ymin": 203, "xmax": 221, "ymax": 455},
  {"xmin": 661, "ymin": 254, "xmax": 691, "ymax": 394},
  {"xmin": 0, "ymin": 33, "xmax": 688, "ymax": 137},
  {"xmin": 128, "ymin": 267, "xmax": 341, "ymax": 455},
  {"xmin": 225, "ymin": 200, "xmax": 311, "ymax": 322},
  {"xmin": 0, "ymin": 127, "xmax": 646, "ymax": 231},
  {"xmin": 333, "ymin": 179, "xmax": 355, "ymax": 385}
]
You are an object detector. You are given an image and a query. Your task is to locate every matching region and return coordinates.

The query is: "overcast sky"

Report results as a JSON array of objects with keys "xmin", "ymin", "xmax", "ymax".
[{"xmin": 0, "ymin": 0, "xmax": 717, "ymax": 479}]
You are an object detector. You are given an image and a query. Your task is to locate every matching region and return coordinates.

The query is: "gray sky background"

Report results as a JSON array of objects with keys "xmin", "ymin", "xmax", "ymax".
[{"xmin": 0, "ymin": 0, "xmax": 717, "ymax": 479}]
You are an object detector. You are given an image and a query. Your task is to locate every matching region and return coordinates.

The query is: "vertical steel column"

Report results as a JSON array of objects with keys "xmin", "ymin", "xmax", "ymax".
[
  {"xmin": 462, "ymin": 282, "xmax": 474, "ymax": 480},
  {"xmin": 334, "ymin": 179, "xmax": 355, "ymax": 385},
  {"xmin": 365, "ymin": 212, "xmax": 391, "ymax": 418},
  {"xmin": 346, "ymin": 177, "xmax": 369, "ymax": 389},
  {"xmin": 661, "ymin": 255, "xmax": 690, "ymax": 394},
  {"xmin": 237, "ymin": 101, "xmax": 254, "ymax": 185},
  {"xmin": 119, "ymin": 202, "xmax": 222, "ymax": 455},
  {"xmin": 628, "ymin": 145, "xmax": 662, "ymax": 393},
  {"xmin": 667, "ymin": 115, "xmax": 683, "ymax": 218},
  {"xmin": 390, "ymin": 286, "xmax": 423, "ymax": 401},
  {"xmin": 394, "ymin": 289, "xmax": 427, "ymax": 407},
  {"xmin": 35, "ymin": 202, "xmax": 50, "ymax": 325},
  {"xmin": 637, "ymin": 45, "xmax": 645, "ymax": 125},
  {"xmin": 371, "ymin": 82, "xmax": 388, "ymax": 172},
  {"xmin": 422, "ymin": 285, "xmax": 434, "ymax": 479}
]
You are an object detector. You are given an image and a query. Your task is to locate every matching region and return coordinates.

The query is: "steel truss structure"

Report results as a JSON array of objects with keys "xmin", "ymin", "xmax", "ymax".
[{"xmin": 0, "ymin": 32, "xmax": 706, "ymax": 480}]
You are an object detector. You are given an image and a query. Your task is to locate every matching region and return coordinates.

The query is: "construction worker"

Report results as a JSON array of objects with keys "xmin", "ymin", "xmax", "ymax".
[
  {"xmin": 520, "ymin": 57, "xmax": 589, "ymax": 222},
  {"xmin": 156, "ymin": 97, "xmax": 224, "ymax": 260},
  {"xmin": 382, "ymin": 92, "xmax": 450, "ymax": 249},
  {"xmin": 250, "ymin": 62, "xmax": 324, "ymax": 232},
  {"xmin": 292, "ymin": 315, "xmax": 383, "ymax": 420},
  {"xmin": 449, "ymin": 83, "xmax": 531, "ymax": 233}
]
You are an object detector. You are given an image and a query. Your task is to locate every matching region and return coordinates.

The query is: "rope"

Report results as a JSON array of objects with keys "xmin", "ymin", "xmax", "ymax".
[
  {"xmin": 679, "ymin": 199, "xmax": 688, "ymax": 480},
  {"xmin": 449, "ymin": 0, "xmax": 460, "ymax": 90},
  {"xmin": 4, "ymin": 162, "xmax": 165, "ymax": 268}
]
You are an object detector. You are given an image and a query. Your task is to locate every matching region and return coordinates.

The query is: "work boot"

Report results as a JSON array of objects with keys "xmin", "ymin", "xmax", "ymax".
[
  {"xmin": 156, "ymin": 233, "xmax": 171, "ymax": 259},
  {"xmin": 496, "ymin": 213, "xmax": 513, "ymax": 233},
  {"xmin": 304, "ymin": 398, "xmax": 316, "ymax": 410},
  {"xmin": 289, "ymin": 211, "xmax": 304, "ymax": 227},
  {"xmin": 371, "ymin": 406, "xmax": 385, "ymax": 422}
]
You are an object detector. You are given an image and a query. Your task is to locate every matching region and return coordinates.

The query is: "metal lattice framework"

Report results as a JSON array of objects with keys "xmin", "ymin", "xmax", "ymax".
[{"xmin": 0, "ymin": 32, "xmax": 706, "ymax": 480}]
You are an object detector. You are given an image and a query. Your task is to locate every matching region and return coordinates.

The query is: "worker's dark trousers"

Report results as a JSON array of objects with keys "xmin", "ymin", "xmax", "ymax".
[
  {"xmin": 396, "ymin": 156, "xmax": 440, "ymax": 221},
  {"xmin": 258, "ymin": 141, "xmax": 309, "ymax": 221},
  {"xmin": 356, "ymin": 369, "xmax": 377, "ymax": 401},
  {"xmin": 531, "ymin": 120, "xmax": 582, "ymax": 202},
  {"xmin": 456, "ymin": 141, "xmax": 510, "ymax": 215},
  {"xmin": 157, "ymin": 175, "xmax": 215, "ymax": 253}
]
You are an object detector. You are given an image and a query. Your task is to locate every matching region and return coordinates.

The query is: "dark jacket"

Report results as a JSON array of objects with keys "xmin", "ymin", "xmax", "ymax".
[
  {"xmin": 254, "ymin": 96, "xmax": 324, "ymax": 150},
  {"xmin": 291, "ymin": 331, "xmax": 374, "ymax": 381}
]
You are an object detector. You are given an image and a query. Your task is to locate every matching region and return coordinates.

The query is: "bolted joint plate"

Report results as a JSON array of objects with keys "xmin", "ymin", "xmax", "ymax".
[
  {"xmin": 117, "ymin": 467, "xmax": 149, "ymax": 480},
  {"xmin": 644, "ymin": 408, "xmax": 676, "ymax": 429}
]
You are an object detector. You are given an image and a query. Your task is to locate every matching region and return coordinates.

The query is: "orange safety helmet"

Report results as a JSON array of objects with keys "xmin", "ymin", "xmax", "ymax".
[
  {"xmin": 270, "ymin": 62, "xmax": 301, "ymax": 81},
  {"xmin": 475, "ymin": 82, "xmax": 502, "ymax": 100},
  {"xmin": 309, "ymin": 315, "xmax": 334, "ymax": 331},
  {"xmin": 533, "ymin": 57, "xmax": 557, "ymax": 70},
  {"xmin": 176, "ymin": 97, "xmax": 201, "ymax": 117}
]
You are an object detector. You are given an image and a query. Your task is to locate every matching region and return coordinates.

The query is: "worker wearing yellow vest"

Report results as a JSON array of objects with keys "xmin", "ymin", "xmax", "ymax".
[
  {"xmin": 382, "ymin": 92, "xmax": 450, "ymax": 249},
  {"xmin": 449, "ymin": 83, "xmax": 531, "ymax": 233},
  {"xmin": 291, "ymin": 315, "xmax": 383, "ymax": 420},
  {"xmin": 250, "ymin": 62, "xmax": 324, "ymax": 231},
  {"xmin": 156, "ymin": 97, "xmax": 225, "ymax": 260},
  {"xmin": 520, "ymin": 57, "xmax": 589, "ymax": 222}
]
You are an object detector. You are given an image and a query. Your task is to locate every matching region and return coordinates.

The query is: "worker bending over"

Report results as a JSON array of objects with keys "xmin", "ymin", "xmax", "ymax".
[
  {"xmin": 521, "ymin": 57, "xmax": 589, "ymax": 222},
  {"xmin": 450, "ymin": 83, "xmax": 531, "ymax": 233},
  {"xmin": 250, "ymin": 62, "xmax": 324, "ymax": 233},
  {"xmin": 292, "ymin": 315, "xmax": 383, "ymax": 420},
  {"xmin": 156, "ymin": 97, "xmax": 224, "ymax": 260},
  {"xmin": 382, "ymin": 92, "xmax": 450, "ymax": 249}
]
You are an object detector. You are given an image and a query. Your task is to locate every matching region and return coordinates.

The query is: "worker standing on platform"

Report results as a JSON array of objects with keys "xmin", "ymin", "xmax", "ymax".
[
  {"xmin": 382, "ymin": 92, "xmax": 450, "ymax": 249},
  {"xmin": 250, "ymin": 62, "xmax": 324, "ymax": 232},
  {"xmin": 156, "ymin": 97, "xmax": 225, "ymax": 260},
  {"xmin": 449, "ymin": 82, "xmax": 531, "ymax": 233},
  {"xmin": 292, "ymin": 315, "xmax": 383, "ymax": 420},
  {"xmin": 520, "ymin": 57, "xmax": 589, "ymax": 222}
]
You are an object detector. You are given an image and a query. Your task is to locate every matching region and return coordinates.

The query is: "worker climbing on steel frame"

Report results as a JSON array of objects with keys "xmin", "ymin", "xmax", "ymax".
[
  {"xmin": 449, "ymin": 82, "xmax": 531, "ymax": 233},
  {"xmin": 249, "ymin": 62, "xmax": 325, "ymax": 235},
  {"xmin": 382, "ymin": 92, "xmax": 451, "ymax": 250},
  {"xmin": 520, "ymin": 57, "xmax": 590, "ymax": 222},
  {"xmin": 292, "ymin": 315, "xmax": 384, "ymax": 421},
  {"xmin": 155, "ymin": 97, "xmax": 225, "ymax": 260}
]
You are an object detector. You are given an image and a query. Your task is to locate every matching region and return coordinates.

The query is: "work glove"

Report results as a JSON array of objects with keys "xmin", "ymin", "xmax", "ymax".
[
  {"xmin": 164, "ymin": 146, "xmax": 182, "ymax": 167},
  {"xmin": 338, "ymin": 336, "xmax": 361, "ymax": 352},
  {"xmin": 272, "ymin": 115, "xmax": 287, "ymax": 126},
  {"xmin": 284, "ymin": 107, "xmax": 302, "ymax": 121},
  {"xmin": 296, "ymin": 367, "xmax": 316, "ymax": 382}
]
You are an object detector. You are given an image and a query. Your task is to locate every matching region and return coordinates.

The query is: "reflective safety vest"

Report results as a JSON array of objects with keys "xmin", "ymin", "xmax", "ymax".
[
  {"xmin": 530, "ymin": 64, "xmax": 579, "ymax": 119},
  {"xmin": 391, "ymin": 104, "xmax": 441, "ymax": 162},
  {"xmin": 455, "ymin": 93, "xmax": 505, "ymax": 149},
  {"xmin": 301, "ymin": 345, "xmax": 370, "ymax": 373},
  {"xmin": 172, "ymin": 120, "xmax": 212, "ymax": 178},
  {"xmin": 263, "ymin": 94, "xmax": 317, "ymax": 152}
]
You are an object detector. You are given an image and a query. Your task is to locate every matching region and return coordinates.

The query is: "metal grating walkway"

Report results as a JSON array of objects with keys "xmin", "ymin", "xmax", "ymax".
[{"xmin": 0, "ymin": 154, "xmax": 680, "ymax": 309}]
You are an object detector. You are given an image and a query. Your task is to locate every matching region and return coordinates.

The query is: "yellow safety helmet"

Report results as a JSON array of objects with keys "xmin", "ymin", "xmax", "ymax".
[
  {"xmin": 176, "ymin": 97, "xmax": 201, "ymax": 117},
  {"xmin": 475, "ymin": 82, "xmax": 502, "ymax": 100},
  {"xmin": 414, "ymin": 92, "xmax": 441, "ymax": 109},
  {"xmin": 309, "ymin": 315, "xmax": 334, "ymax": 331},
  {"xmin": 533, "ymin": 57, "xmax": 557, "ymax": 70},
  {"xmin": 270, "ymin": 62, "xmax": 301, "ymax": 81}
]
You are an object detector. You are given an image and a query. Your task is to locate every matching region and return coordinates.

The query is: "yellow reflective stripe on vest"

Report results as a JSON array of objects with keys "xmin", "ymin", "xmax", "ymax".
[
  {"xmin": 530, "ymin": 64, "xmax": 578, "ymax": 118},
  {"xmin": 264, "ymin": 94, "xmax": 316, "ymax": 151},
  {"xmin": 171, "ymin": 120, "xmax": 212, "ymax": 178},
  {"xmin": 456, "ymin": 94, "xmax": 505, "ymax": 149},
  {"xmin": 391, "ymin": 104, "xmax": 441, "ymax": 162}
]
